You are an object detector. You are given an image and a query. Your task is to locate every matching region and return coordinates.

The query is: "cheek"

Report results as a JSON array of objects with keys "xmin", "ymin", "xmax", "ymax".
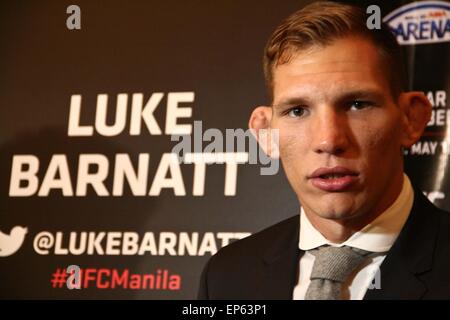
[
  {"xmin": 278, "ymin": 131, "xmax": 308, "ymax": 183},
  {"xmin": 277, "ymin": 125, "xmax": 309, "ymax": 162},
  {"xmin": 275, "ymin": 119, "xmax": 309, "ymax": 155},
  {"xmin": 358, "ymin": 113, "xmax": 403, "ymax": 164},
  {"xmin": 279, "ymin": 134, "xmax": 298, "ymax": 163}
]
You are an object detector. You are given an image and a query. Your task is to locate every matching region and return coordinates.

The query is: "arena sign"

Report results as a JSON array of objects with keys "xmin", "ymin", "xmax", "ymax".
[{"xmin": 384, "ymin": 1, "xmax": 450, "ymax": 45}]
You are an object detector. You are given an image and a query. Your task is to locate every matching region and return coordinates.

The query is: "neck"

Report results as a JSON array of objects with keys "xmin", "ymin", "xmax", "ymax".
[{"xmin": 303, "ymin": 173, "xmax": 405, "ymax": 244}]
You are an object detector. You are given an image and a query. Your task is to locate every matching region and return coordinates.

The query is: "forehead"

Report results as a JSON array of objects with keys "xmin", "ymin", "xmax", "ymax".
[{"xmin": 272, "ymin": 36, "xmax": 390, "ymax": 104}]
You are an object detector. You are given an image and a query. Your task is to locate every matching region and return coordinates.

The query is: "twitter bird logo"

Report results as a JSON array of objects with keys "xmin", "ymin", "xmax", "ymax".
[{"xmin": 0, "ymin": 226, "xmax": 28, "ymax": 257}]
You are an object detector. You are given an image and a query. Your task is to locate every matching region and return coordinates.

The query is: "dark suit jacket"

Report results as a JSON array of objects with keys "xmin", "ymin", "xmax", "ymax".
[{"xmin": 198, "ymin": 188, "xmax": 450, "ymax": 299}]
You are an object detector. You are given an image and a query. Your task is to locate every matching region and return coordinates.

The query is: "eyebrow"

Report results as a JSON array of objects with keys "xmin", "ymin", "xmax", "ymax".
[{"xmin": 273, "ymin": 89, "xmax": 387, "ymax": 108}]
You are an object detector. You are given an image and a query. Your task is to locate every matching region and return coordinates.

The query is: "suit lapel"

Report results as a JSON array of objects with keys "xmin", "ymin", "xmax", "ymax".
[
  {"xmin": 364, "ymin": 189, "xmax": 439, "ymax": 300},
  {"xmin": 363, "ymin": 255, "xmax": 427, "ymax": 299},
  {"xmin": 260, "ymin": 215, "xmax": 303, "ymax": 299},
  {"xmin": 256, "ymin": 187, "xmax": 440, "ymax": 300}
]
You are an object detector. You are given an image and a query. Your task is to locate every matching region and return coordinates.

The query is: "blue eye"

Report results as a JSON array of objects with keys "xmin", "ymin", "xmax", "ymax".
[
  {"xmin": 287, "ymin": 107, "xmax": 306, "ymax": 118},
  {"xmin": 350, "ymin": 100, "xmax": 372, "ymax": 110}
]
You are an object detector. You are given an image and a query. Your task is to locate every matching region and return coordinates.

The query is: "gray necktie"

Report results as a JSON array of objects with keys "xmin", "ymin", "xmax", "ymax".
[{"xmin": 305, "ymin": 245, "xmax": 371, "ymax": 300}]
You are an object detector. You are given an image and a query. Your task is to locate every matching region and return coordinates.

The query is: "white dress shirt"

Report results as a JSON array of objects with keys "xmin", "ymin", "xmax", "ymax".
[{"xmin": 293, "ymin": 173, "xmax": 414, "ymax": 300}]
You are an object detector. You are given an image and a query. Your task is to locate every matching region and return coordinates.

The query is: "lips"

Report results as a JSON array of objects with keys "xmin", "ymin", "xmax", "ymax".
[{"xmin": 308, "ymin": 166, "xmax": 359, "ymax": 192}]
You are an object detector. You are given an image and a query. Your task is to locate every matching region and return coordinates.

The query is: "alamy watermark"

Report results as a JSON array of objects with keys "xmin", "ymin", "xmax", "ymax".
[
  {"xmin": 170, "ymin": 121, "xmax": 279, "ymax": 176},
  {"xmin": 366, "ymin": 5, "xmax": 381, "ymax": 30}
]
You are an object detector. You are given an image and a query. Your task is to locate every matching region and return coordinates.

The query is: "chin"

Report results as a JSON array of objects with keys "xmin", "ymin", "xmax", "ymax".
[
  {"xmin": 316, "ymin": 209, "xmax": 357, "ymax": 221},
  {"xmin": 312, "ymin": 196, "xmax": 359, "ymax": 220}
]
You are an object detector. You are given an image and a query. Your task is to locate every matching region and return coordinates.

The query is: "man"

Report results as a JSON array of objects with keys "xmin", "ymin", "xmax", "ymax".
[{"xmin": 198, "ymin": 1, "xmax": 450, "ymax": 299}]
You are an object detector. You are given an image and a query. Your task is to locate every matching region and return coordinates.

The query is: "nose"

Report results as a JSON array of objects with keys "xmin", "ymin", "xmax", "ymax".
[{"xmin": 312, "ymin": 107, "xmax": 350, "ymax": 155}]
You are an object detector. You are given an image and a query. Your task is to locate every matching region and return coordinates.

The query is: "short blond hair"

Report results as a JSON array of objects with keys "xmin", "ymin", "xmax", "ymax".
[{"xmin": 263, "ymin": 1, "xmax": 407, "ymax": 99}]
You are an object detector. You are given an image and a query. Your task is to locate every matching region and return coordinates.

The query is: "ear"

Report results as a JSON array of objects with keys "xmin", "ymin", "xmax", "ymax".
[
  {"xmin": 398, "ymin": 92, "xmax": 432, "ymax": 148},
  {"xmin": 248, "ymin": 106, "xmax": 277, "ymax": 157}
]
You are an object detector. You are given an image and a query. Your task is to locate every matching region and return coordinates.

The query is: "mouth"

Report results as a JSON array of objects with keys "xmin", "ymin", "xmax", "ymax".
[{"xmin": 308, "ymin": 166, "xmax": 359, "ymax": 192}]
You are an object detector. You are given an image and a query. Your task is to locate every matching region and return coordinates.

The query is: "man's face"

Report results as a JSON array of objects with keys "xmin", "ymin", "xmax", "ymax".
[{"xmin": 270, "ymin": 35, "xmax": 406, "ymax": 224}]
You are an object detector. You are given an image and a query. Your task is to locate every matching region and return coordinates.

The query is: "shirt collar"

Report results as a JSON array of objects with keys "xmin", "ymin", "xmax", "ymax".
[{"xmin": 299, "ymin": 173, "xmax": 414, "ymax": 253}]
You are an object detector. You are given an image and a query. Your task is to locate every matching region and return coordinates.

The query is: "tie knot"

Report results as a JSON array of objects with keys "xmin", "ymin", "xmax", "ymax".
[{"xmin": 309, "ymin": 246, "xmax": 371, "ymax": 282}]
